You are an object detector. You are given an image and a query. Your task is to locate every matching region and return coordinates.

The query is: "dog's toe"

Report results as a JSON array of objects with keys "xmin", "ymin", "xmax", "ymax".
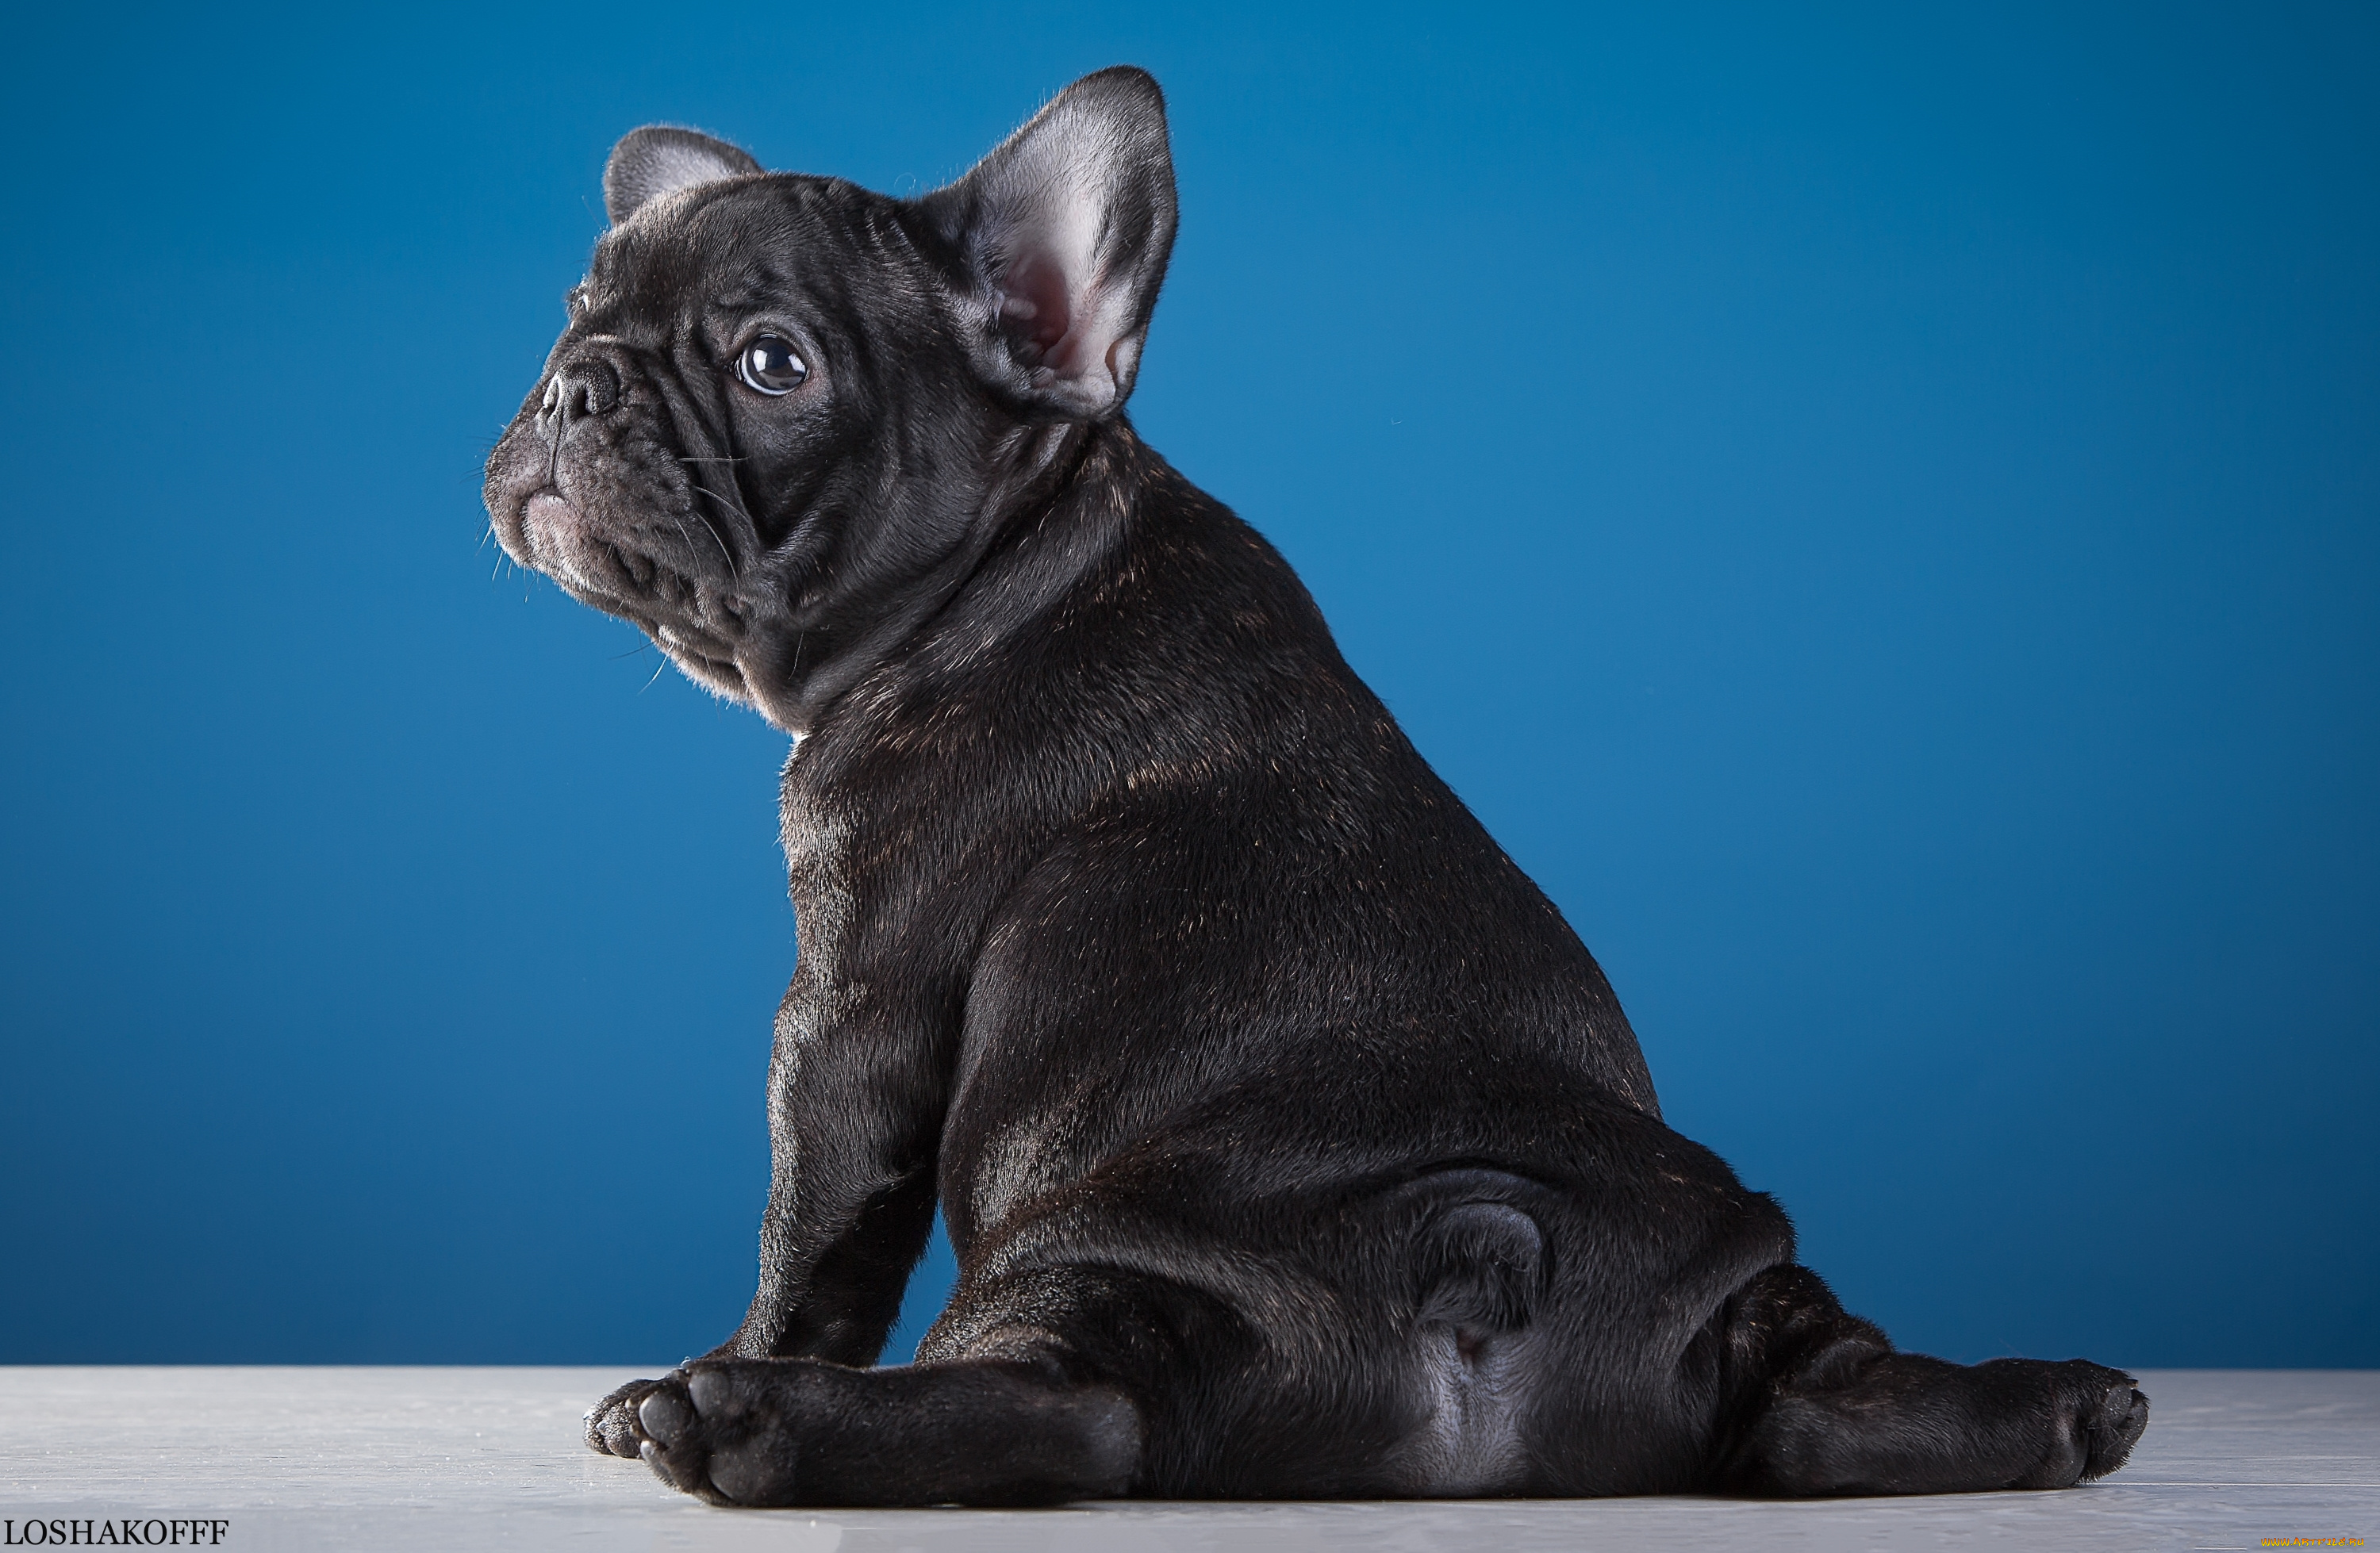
[
  {"xmin": 586, "ymin": 1378, "xmax": 664, "ymax": 1458},
  {"xmin": 2013, "ymin": 1363, "xmax": 2148, "ymax": 1488},
  {"xmin": 639, "ymin": 1384, "xmax": 695, "ymax": 1445},
  {"xmin": 688, "ymin": 1367, "xmax": 743, "ymax": 1421},
  {"xmin": 636, "ymin": 1390, "xmax": 731, "ymax": 1504},
  {"xmin": 2081, "ymin": 1380, "xmax": 2149, "ymax": 1482}
]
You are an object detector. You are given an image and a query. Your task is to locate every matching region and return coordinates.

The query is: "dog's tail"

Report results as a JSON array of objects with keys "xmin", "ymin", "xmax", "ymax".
[
  {"xmin": 1409, "ymin": 1178, "xmax": 1547, "ymax": 1347},
  {"xmin": 1388, "ymin": 1171, "xmax": 1550, "ymax": 1494}
]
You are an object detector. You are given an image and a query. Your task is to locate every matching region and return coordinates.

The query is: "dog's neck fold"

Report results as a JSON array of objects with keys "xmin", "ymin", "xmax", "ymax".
[{"xmin": 737, "ymin": 417, "xmax": 1114, "ymax": 736}]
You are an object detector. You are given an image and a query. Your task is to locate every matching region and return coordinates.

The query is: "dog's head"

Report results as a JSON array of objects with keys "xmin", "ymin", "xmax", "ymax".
[{"xmin": 483, "ymin": 67, "xmax": 1177, "ymax": 731}]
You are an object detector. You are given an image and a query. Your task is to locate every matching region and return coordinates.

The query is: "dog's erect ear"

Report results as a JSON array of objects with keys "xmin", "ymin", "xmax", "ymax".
[
  {"xmin": 605, "ymin": 126, "xmax": 764, "ymax": 225},
  {"xmin": 916, "ymin": 67, "xmax": 1178, "ymax": 420}
]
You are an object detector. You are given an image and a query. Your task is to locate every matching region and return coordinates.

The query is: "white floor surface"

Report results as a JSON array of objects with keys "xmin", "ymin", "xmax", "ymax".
[{"xmin": 1, "ymin": 1367, "xmax": 2372, "ymax": 1551}]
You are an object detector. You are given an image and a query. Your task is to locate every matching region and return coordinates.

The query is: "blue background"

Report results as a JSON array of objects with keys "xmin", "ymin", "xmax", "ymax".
[{"xmin": 2, "ymin": 2, "xmax": 2372, "ymax": 1370}]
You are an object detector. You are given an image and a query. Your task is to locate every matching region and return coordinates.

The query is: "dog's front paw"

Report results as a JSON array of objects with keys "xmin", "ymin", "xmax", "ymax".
[
  {"xmin": 634, "ymin": 1362, "xmax": 804, "ymax": 1506},
  {"xmin": 585, "ymin": 1376, "xmax": 674, "ymax": 1459}
]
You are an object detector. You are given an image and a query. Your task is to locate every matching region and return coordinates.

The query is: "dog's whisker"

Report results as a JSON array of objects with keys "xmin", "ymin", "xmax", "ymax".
[
  {"xmin": 661, "ymin": 509, "xmax": 708, "ymax": 578},
  {"xmin": 686, "ymin": 484, "xmax": 751, "ymax": 575}
]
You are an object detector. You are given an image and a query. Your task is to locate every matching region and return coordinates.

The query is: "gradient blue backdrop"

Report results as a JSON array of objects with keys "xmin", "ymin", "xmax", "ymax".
[{"xmin": 1, "ymin": 2, "xmax": 2371, "ymax": 1369}]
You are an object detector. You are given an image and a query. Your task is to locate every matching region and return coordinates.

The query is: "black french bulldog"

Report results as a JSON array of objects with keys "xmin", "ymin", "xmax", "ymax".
[{"xmin": 482, "ymin": 67, "xmax": 2148, "ymax": 1506}]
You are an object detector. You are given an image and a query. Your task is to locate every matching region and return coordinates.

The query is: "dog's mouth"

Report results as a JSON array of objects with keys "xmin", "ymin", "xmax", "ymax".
[
  {"xmin": 520, "ymin": 489, "xmax": 633, "ymax": 596},
  {"xmin": 515, "ymin": 487, "xmax": 752, "ymax": 697},
  {"xmin": 520, "ymin": 489, "xmax": 689, "ymax": 610},
  {"xmin": 647, "ymin": 624, "xmax": 747, "ymax": 691}
]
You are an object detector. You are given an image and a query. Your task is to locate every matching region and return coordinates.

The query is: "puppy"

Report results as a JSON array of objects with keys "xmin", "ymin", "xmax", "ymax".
[{"xmin": 482, "ymin": 67, "xmax": 2148, "ymax": 1505}]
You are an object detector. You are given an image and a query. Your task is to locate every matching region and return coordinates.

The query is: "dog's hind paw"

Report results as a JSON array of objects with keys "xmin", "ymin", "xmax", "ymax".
[
  {"xmin": 2079, "ymin": 1374, "xmax": 2150, "ymax": 1482},
  {"xmin": 585, "ymin": 1376, "xmax": 672, "ymax": 1459},
  {"xmin": 635, "ymin": 1363, "xmax": 800, "ymax": 1505},
  {"xmin": 2005, "ymin": 1360, "xmax": 2149, "ymax": 1489}
]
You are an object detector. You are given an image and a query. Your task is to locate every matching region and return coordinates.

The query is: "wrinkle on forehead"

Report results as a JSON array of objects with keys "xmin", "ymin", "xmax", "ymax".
[{"xmin": 592, "ymin": 196, "xmax": 836, "ymax": 316}]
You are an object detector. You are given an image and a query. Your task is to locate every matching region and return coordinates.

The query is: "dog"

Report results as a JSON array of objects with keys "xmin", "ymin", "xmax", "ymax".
[{"xmin": 482, "ymin": 66, "xmax": 2149, "ymax": 1506}]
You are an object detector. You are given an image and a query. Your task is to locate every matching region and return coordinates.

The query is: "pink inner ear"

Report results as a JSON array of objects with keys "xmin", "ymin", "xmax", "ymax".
[{"xmin": 1000, "ymin": 253, "xmax": 1078, "ymax": 369}]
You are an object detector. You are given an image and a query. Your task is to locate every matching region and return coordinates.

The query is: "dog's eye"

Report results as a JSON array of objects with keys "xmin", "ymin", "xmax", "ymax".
[{"xmin": 737, "ymin": 336, "xmax": 808, "ymax": 396}]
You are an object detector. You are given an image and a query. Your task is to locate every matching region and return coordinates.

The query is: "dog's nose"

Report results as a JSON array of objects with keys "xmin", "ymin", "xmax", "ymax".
[{"xmin": 540, "ymin": 356, "xmax": 622, "ymax": 431}]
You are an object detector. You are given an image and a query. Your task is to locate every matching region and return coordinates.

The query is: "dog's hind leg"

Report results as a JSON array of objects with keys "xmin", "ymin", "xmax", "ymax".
[
  {"xmin": 625, "ymin": 1261, "xmax": 1236, "ymax": 1505},
  {"xmin": 629, "ymin": 1352, "xmax": 1143, "ymax": 1506},
  {"xmin": 1714, "ymin": 1263, "xmax": 2148, "ymax": 1496}
]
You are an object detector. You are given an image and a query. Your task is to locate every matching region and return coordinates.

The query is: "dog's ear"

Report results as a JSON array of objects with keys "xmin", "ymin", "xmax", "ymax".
[
  {"xmin": 916, "ymin": 67, "xmax": 1178, "ymax": 420},
  {"xmin": 605, "ymin": 126, "xmax": 763, "ymax": 225}
]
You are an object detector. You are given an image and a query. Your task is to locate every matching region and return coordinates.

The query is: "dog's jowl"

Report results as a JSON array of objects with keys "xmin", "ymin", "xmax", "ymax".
[{"xmin": 482, "ymin": 67, "xmax": 2148, "ymax": 1505}]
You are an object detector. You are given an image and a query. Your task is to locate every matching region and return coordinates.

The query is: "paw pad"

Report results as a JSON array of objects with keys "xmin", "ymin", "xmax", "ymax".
[{"xmin": 639, "ymin": 1386, "xmax": 693, "ymax": 1445}]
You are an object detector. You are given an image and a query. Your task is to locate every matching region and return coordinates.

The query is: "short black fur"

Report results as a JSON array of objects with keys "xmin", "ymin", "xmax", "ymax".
[{"xmin": 482, "ymin": 67, "xmax": 2148, "ymax": 1505}]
